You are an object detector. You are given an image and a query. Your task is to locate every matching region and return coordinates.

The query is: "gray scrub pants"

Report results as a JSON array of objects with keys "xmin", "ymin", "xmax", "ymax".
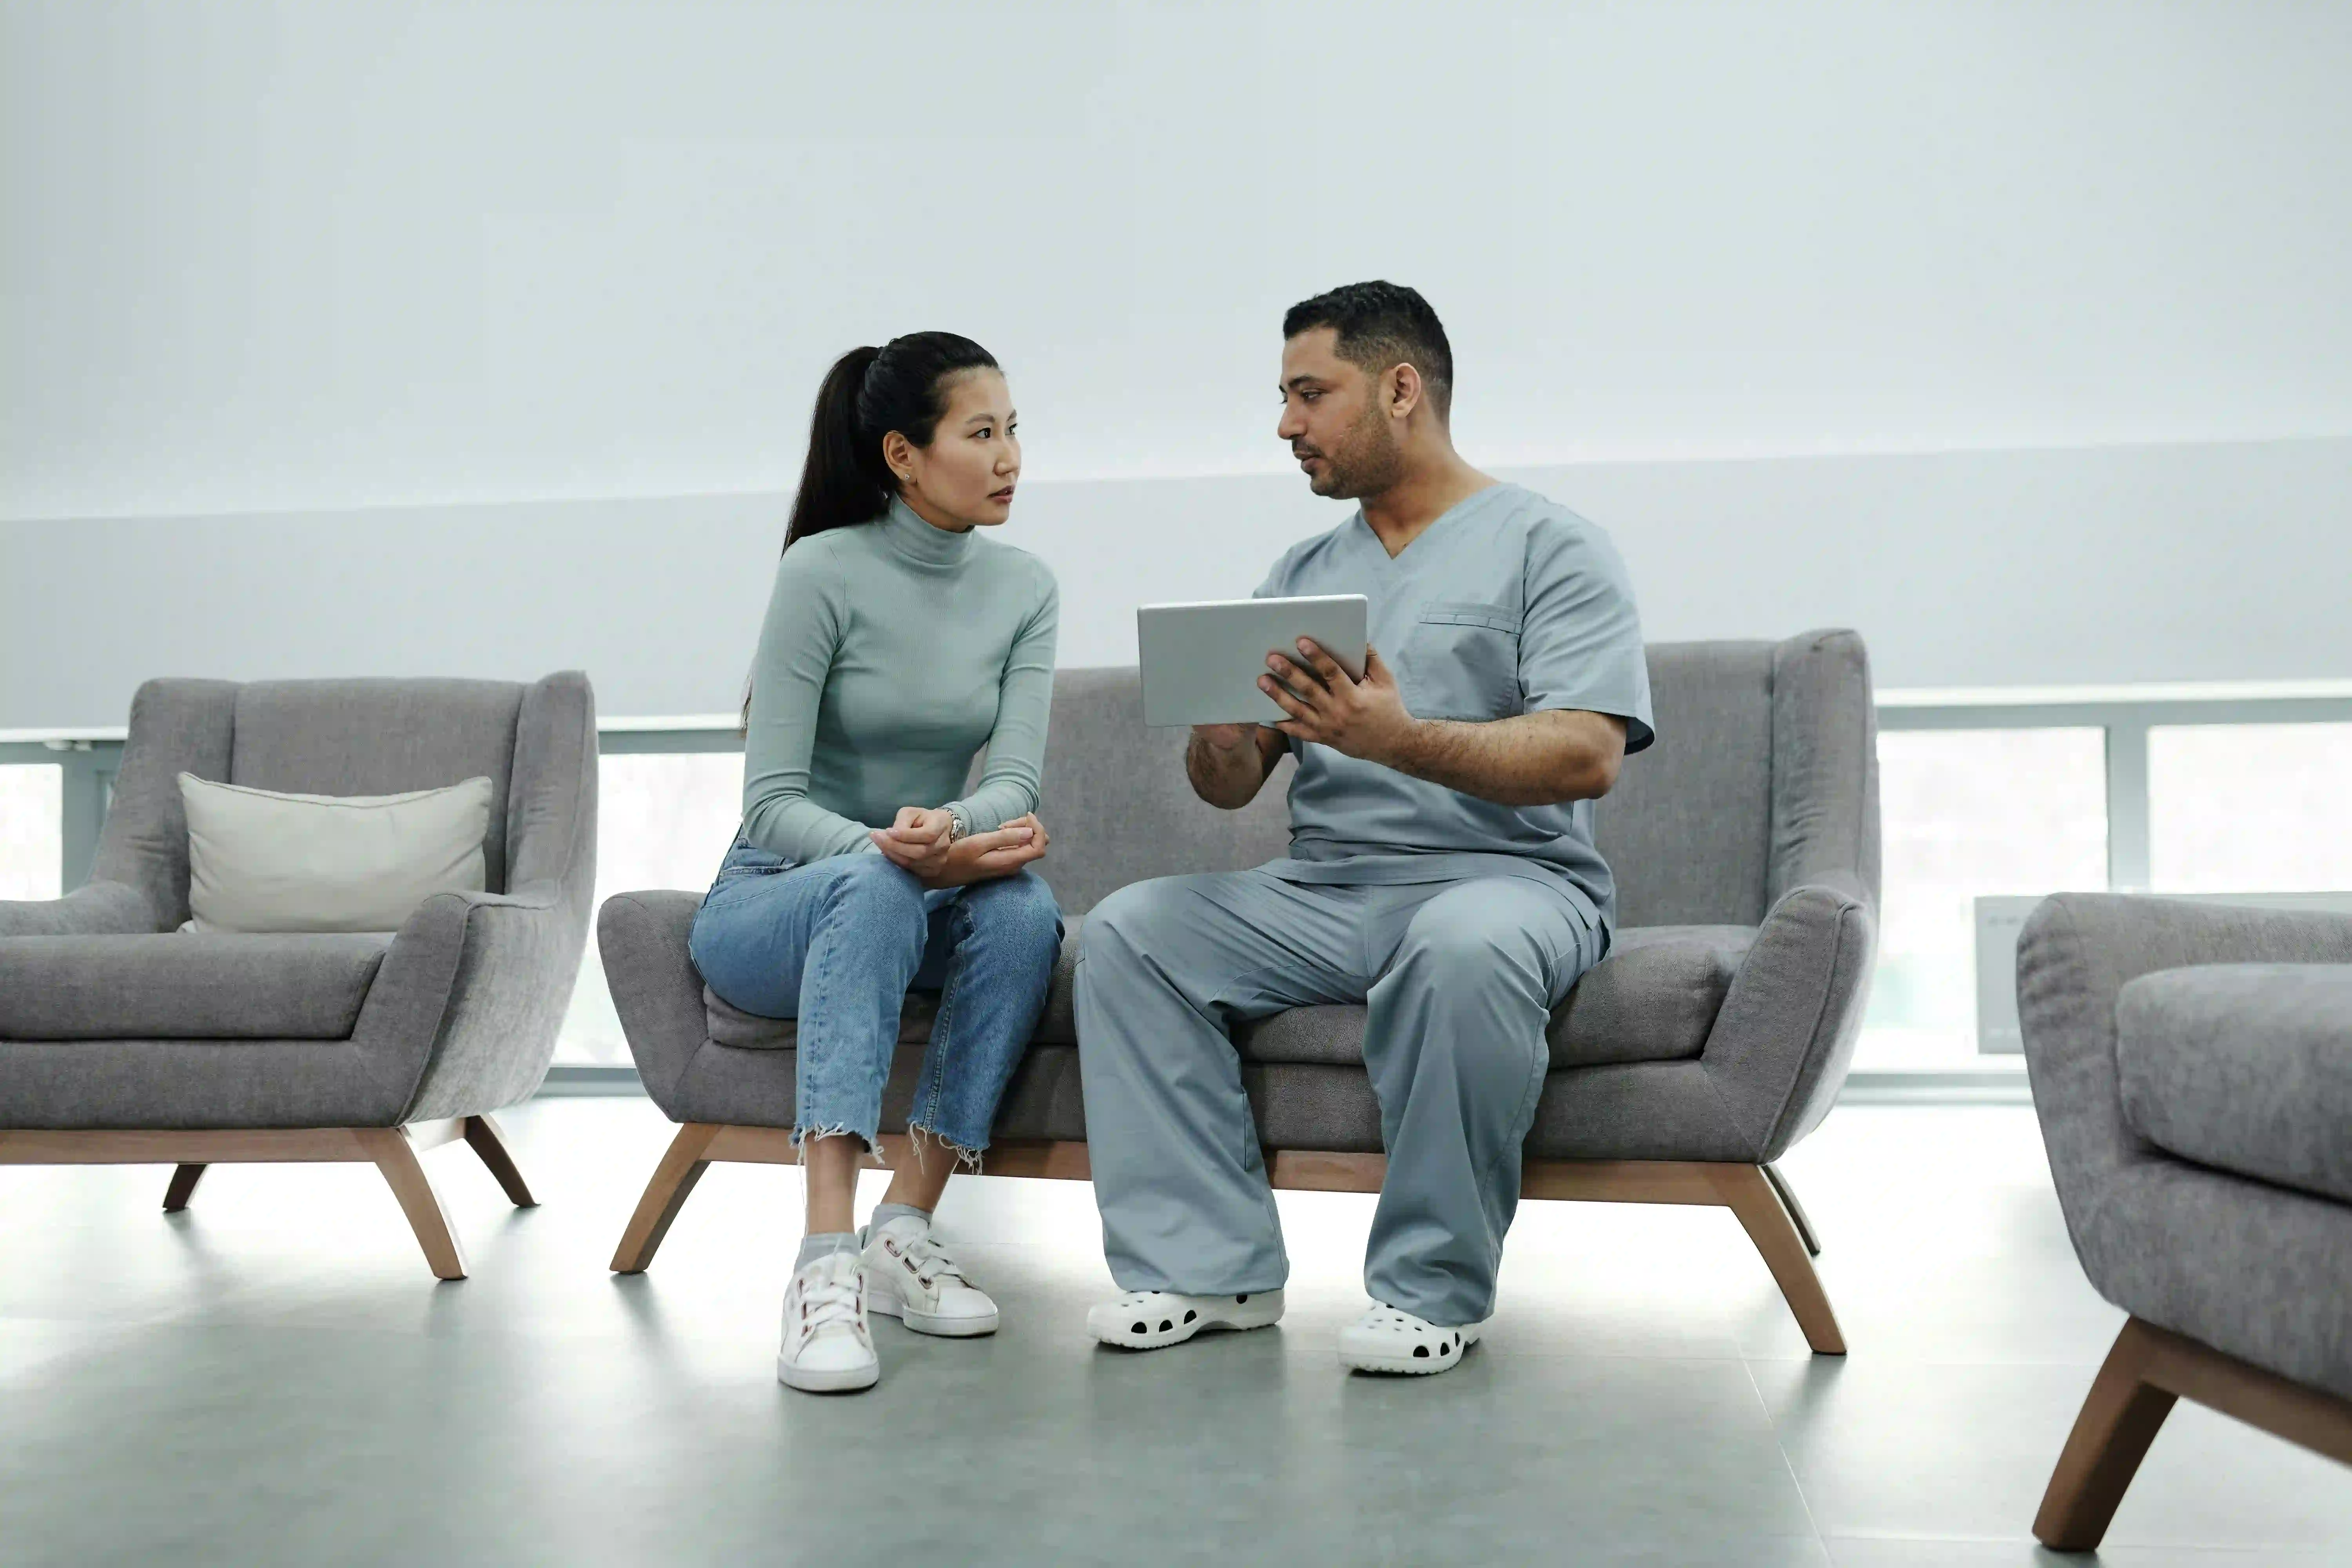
[{"xmin": 1075, "ymin": 867, "xmax": 1602, "ymax": 1327}]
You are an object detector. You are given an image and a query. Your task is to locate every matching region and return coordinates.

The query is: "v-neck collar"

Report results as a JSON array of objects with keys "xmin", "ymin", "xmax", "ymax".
[{"xmin": 1349, "ymin": 482, "xmax": 1512, "ymax": 566}]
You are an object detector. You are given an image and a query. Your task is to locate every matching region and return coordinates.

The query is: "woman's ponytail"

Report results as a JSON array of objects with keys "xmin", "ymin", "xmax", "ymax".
[
  {"xmin": 748, "ymin": 332, "xmax": 1003, "ymax": 726},
  {"xmin": 781, "ymin": 345, "xmax": 891, "ymax": 552}
]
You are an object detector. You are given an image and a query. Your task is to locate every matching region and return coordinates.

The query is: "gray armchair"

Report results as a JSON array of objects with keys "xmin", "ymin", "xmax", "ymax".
[
  {"xmin": 2017, "ymin": 894, "xmax": 2352, "ymax": 1551},
  {"xmin": 601, "ymin": 632, "xmax": 1875, "ymax": 1352},
  {"xmin": 0, "ymin": 673, "xmax": 597, "ymax": 1279}
]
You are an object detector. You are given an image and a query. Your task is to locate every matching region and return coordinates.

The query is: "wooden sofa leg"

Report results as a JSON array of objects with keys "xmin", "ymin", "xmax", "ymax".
[
  {"xmin": 610, "ymin": 1123, "xmax": 722, "ymax": 1274},
  {"xmin": 2034, "ymin": 1319, "xmax": 2176, "ymax": 1551},
  {"xmin": 463, "ymin": 1114, "xmax": 537, "ymax": 1207},
  {"xmin": 1762, "ymin": 1162, "xmax": 1821, "ymax": 1256},
  {"xmin": 162, "ymin": 1163, "xmax": 206, "ymax": 1212},
  {"xmin": 356, "ymin": 1128, "xmax": 469, "ymax": 1281},
  {"xmin": 1708, "ymin": 1164, "xmax": 1846, "ymax": 1354}
]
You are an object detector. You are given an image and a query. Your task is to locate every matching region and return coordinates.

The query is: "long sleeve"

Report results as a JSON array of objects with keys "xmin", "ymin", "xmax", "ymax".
[
  {"xmin": 739, "ymin": 544, "xmax": 880, "ymax": 862},
  {"xmin": 946, "ymin": 570, "xmax": 1059, "ymax": 834}
]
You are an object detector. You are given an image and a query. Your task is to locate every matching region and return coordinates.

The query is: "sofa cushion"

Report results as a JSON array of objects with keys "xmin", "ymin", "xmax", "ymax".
[
  {"xmin": 704, "ymin": 914, "xmax": 1087, "ymax": 1049},
  {"xmin": 705, "ymin": 985, "xmax": 940, "ymax": 1050},
  {"xmin": 0, "ymin": 932, "xmax": 393, "ymax": 1040},
  {"xmin": 2117, "ymin": 963, "xmax": 2352, "ymax": 1205},
  {"xmin": 1548, "ymin": 925, "xmax": 1754, "ymax": 1066},
  {"xmin": 1237, "ymin": 925, "xmax": 1754, "ymax": 1068},
  {"xmin": 701, "ymin": 915, "xmax": 1748, "ymax": 1069}
]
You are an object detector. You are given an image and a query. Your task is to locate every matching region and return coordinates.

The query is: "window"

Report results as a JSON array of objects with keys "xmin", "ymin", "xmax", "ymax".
[
  {"xmin": 2, "ymin": 710, "xmax": 2312, "ymax": 1077},
  {"xmin": 555, "ymin": 749, "xmax": 746, "ymax": 1066},
  {"xmin": 0, "ymin": 764, "xmax": 64, "ymax": 902},
  {"xmin": 2149, "ymin": 722, "xmax": 2352, "ymax": 893},
  {"xmin": 1859, "ymin": 728, "xmax": 2109, "ymax": 1069}
]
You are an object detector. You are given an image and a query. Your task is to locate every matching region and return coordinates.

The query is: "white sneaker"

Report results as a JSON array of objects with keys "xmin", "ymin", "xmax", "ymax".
[
  {"xmin": 861, "ymin": 1214, "xmax": 999, "ymax": 1338},
  {"xmin": 1338, "ymin": 1303, "xmax": 1485, "ymax": 1375},
  {"xmin": 1087, "ymin": 1288, "xmax": 1285, "ymax": 1350},
  {"xmin": 776, "ymin": 1249, "xmax": 878, "ymax": 1393}
]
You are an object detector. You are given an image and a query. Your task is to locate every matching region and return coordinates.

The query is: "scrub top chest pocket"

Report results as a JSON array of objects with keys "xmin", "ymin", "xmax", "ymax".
[{"xmin": 1398, "ymin": 601, "xmax": 1524, "ymax": 721}]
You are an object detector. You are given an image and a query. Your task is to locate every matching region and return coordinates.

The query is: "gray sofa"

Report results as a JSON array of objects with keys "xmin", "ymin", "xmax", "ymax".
[
  {"xmin": 601, "ymin": 632, "xmax": 1877, "ymax": 1352},
  {"xmin": 2017, "ymin": 894, "xmax": 2352, "ymax": 1551},
  {"xmin": 0, "ymin": 674, "xmax": 598, "ymax": 1279}
]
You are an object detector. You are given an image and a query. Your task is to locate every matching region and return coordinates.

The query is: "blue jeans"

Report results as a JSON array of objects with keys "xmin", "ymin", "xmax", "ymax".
[{"xmin": 690, "ymin": 840, "xmax": 1062, "ymax": 1157}]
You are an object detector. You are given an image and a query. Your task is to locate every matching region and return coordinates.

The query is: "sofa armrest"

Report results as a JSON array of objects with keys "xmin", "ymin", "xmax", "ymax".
[
  {"xmin": 0, "ymin": 880, "xmax": 156, "ymax": 938},
  {"xmin": 352, "ymin": 881, "xmax": 592, "ymax": 1123},
  {"xmin": 1764, "ymin": 630, "xmax": 1880, "ymax": 913},
  {"xmin": 595, "ymin": 891, "xmax": 706, "ymax": 1119},
  {"xmin": 1697, "ymin": 882, "xmax": 1877, "ymax": 1160},
  {"xmin": 2016, "ymin": 893, "xmax": 2352, "ymax": 1243}
]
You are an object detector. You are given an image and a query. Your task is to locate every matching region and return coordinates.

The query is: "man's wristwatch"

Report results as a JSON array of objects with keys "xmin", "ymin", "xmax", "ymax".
[{"xmin": 945, "ymin": 807, "xmax": 969, "ymax": 846}]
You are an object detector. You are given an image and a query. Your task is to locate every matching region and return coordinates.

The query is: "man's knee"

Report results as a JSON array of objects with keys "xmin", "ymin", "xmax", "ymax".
[
  {"xmin": 1082, "ymin": 876, "xmax": 1191, "ymax": 962},
  {"xmin": 1394, "ymin": 913, "xmax": 1550, "ymax": 996}
]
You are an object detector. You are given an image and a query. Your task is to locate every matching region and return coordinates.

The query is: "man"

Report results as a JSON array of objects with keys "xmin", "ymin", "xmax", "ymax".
[{"xmin": 1076, "ymin": 281, "xmax": 1655, "ymax": 1375}]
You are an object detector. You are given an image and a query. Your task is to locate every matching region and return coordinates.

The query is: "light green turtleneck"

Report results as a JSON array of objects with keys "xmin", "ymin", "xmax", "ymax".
[{"xmin": 739, "ymin": 499, "xmax": 1060, "ymax": 863}]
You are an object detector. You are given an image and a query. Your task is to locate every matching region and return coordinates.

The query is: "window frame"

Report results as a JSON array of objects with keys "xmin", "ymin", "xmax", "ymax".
[{"xmin": 1879, "ymin": 690, "xmax": 2352, "ymax": 894}]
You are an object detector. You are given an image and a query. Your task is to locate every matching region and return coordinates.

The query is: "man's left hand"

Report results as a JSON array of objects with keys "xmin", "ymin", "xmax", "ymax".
[{"xmin": 1260, "ymin": 639, "xmax": 1417, "ymax": 764}]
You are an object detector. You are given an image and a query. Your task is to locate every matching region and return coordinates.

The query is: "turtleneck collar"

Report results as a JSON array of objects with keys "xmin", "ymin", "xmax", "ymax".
[{"xmin": 880, "ymin": 496, "xmax": 978, "ymax": 572}]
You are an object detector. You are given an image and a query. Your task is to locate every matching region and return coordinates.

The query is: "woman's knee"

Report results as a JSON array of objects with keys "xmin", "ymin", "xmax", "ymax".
[
  {"xmin": 966, "ymin": 871, "xmax": 1063, "ymax": 960},
  {"xmin": 825, "ymin": 850, "xmax": 924, "ymax": 905},
  {"xmin": 817, "ymin": 852, "xmax": 929, "ymax": 941}
]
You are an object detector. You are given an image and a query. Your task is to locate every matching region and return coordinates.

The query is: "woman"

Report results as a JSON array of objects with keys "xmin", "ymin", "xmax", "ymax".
[{"xmin": 691, "ymin": 332, "xmax": 1062, "ymax": 1394}]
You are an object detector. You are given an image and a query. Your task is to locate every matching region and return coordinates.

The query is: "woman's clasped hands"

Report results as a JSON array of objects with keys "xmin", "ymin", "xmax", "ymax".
[{"xmin": 869, "ymin": 807, "xmax": 1050, "ymax": 888}]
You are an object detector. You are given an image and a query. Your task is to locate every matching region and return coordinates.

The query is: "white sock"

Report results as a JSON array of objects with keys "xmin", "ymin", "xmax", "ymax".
[{"xmin": 794, "ymin": 1231, "xmax": 858, "ymax": 1274}]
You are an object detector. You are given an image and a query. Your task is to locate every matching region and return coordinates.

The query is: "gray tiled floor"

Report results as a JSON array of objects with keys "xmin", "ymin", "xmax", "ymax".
[{"xmin": 3, "ymin": 1101, "xmax": 2345, "ymax": 1566}]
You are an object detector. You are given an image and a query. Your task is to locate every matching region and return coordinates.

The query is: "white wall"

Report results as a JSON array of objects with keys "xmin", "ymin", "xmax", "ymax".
[
  {"xmin": 5, "ymin": 2, "xmax": 2350, "ymax": 727},
  {"xmin": 8, "ymin": 435, "xmax": 2348, "ymax": 730}
]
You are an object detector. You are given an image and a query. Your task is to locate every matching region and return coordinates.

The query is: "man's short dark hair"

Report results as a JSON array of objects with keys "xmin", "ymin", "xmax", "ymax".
[{"xmin": 1283, "ymin": 280, "xmax": 1454, "ymax": 418}]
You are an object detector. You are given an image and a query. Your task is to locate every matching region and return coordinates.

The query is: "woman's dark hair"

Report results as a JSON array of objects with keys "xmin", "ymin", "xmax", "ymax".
[
  {"xmin": 745, "ymin": 331, "xmax": 1001, "ymax": 726},
  {"xmin": 780, "ymin": 331, "xmax": 1001, "ymax": 552}
]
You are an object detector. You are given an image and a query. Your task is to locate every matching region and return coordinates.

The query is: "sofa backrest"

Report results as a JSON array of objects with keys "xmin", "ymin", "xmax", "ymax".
[
  {"xmin": 229, "ymin": 680, "xmax": 526, "ymax": 894},
  {"xmin": 1033, "ymin": 668, "xmax": 1294, "ymax": 916},
  {"xmin": 1040, "ymin": 631, "xmax": 1877, "ymax": 929},
  {"xmin": 1595, "ymin": 641, "xmax": 1779, "ymax": 928},
  {"xmin": 91, "ymin": 673, "xmax": 598, "ymax": 929}
]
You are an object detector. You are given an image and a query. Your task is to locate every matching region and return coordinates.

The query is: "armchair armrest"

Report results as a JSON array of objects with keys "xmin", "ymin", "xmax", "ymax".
[
  {"xmin": 595, "ymin": 891, "xmax": 706, "ymax": 1118},
  {"xmin": 1699, "ymin": 882, "xmax": 1877, "ymax": 1160},
  {"xmin": 2016, "ymin": 893, "xmax": 2352, "ymax": 1234},
  {"xmin": 0, "ymin": 880, "xmax": 155, "ymax": 938},
  {"xmin": 352, "ymin": 880, "xmax": 592, "ymax": 1122}
]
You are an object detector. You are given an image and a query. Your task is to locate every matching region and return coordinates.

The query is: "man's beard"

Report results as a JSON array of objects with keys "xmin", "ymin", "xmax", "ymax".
[{"xmin": 1302, "ymin": 403, "xmax": 1405, "ymax": 499}]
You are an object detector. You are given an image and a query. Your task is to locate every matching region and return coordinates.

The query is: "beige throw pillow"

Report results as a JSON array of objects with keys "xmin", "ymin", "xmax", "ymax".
[{"xmin": 178, "ymin": 773, "xmax": 495, "ymax": 934}]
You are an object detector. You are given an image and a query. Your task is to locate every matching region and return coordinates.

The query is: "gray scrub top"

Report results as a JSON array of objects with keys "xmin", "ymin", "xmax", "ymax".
[{"xmin": 1252, "ymin": 482, "xmax": 1655, "ymax": 934}]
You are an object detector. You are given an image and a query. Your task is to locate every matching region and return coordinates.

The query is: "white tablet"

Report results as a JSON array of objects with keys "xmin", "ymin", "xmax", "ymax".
[{"xmin": 1136, "ymin": 595, "xmax": 1370, "ymax": 728}]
